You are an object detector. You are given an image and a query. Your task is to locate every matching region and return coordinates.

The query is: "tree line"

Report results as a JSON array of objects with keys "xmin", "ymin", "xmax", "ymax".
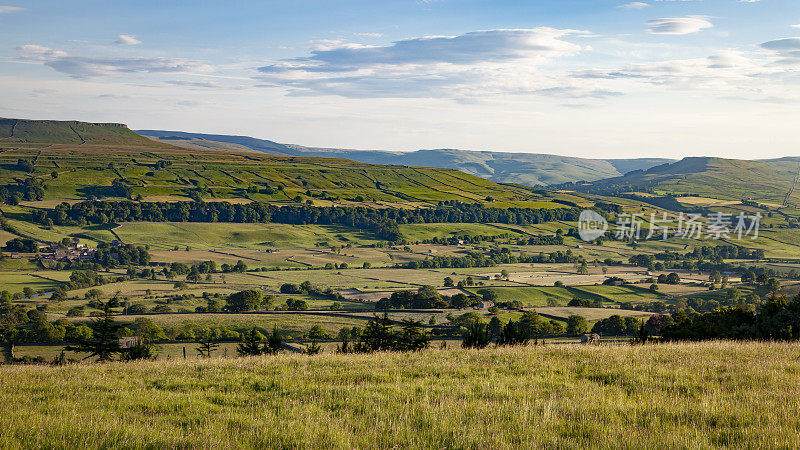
[{"xmin": 31, "ymin": 200, "xmax": 582, "ymax": 242}]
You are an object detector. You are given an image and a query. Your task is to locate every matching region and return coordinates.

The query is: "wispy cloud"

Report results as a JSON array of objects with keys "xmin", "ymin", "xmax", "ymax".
[
  {"xmin": 647, "ymin": 17, "xmax": 713, "ymax": 35},
  {"xmin": 16, "ymin": 45, "xmax": 68, "ymax": 60},
  {"xmin": 0, "ymin": 5, "xmax": 24, "ymax": 14},
  {"xmin": 15, "ymin": 44, "xmax": 214, "ymax": 78},
  {"xmin": 114, "ymin": 34, "xmax": 142, "ymax": 46},
  {"xmin": 618, "ymin": 2, "xmax": 649, "ymax": 9}
]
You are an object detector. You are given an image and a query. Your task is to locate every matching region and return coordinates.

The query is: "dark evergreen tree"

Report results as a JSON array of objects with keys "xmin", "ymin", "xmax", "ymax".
[{"xmin": 66, "ymin": 300, "xmax": 122, "ymax": 362}]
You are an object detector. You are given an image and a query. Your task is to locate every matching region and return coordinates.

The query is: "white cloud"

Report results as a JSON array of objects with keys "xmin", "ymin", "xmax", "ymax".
[
  {"xmin": 15, "ymin": 44, "xmax": 214, "ymax": 78},
  {"xmin": 354, "ymin": 33, "xmax": 383, "ymax": 38},
  {"xmin": 0, "ymin": 5, "xmax": 24, "ymax": 14},
  {"xmin": 47, "ymin": 57, "xmax": 214, "ymax": 78},
  {"xmin": 760, "ymin": 37, "xmax": 800, "ymax": 63},
  {"xmin": 792, "ymin": 25, "xmax": 800, "ymax": 29},
  {"xmin": 16, "ymin": 45, "xmax": 68, "ymax": 60},
  {"xmin": 256, "ymin": 28, "xmax": 590, "ymax": 98},
  {"xmin": 647, "ymin": 17, "xmax": 713, "ymax": 35},
  {"xmin": 618, "ymin": 2, "xmax": 649, "ymax": 9},
  {"xmin": 114, "ymin": 34, "xmax": 142, "ymax": 46}
]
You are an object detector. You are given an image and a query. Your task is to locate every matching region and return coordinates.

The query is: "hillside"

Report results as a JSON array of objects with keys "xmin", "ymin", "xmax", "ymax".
[
  {"xmin": 0, "ymin": 118, "xmax": 160, "ymax": 147},
  {"xmin": 0, "ymin": 118, "xmax": 561, "ymax": 208},
  {"xmin": 561, "ymin": 156, "xmax": 800, "ymax": 205},
  {"xmin": 139, "ymin": 130, "xmax": 674, "ymax": 186}
]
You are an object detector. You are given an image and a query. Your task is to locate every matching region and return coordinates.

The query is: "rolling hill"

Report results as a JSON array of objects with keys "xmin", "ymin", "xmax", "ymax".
[
  {"xmin": 560, "ymin": 156, "xmax": 800, "ymax": 205},
  {"xmin": 138, "ymin": 130, "xmax": 675, "ymax": 186},
  {"xmin": 0, "ymin": 118, "xmax": 565, "ymax": 208},
  {"xmin": 0, "ymin": 118, "xmax": 160, "ymax": 147}
]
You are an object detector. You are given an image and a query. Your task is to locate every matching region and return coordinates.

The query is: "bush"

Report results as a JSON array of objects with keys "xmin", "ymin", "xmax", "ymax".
[
  {"xmin": 225, "ymin": 290, "xmax": 263, "ymax": 312},
  {"xmin": 308, "ymin": 325, "xmax": 330, "ymax": 340},
  {"xmin": 280, "ymin": 283, "xmax": 302, "ymax": 294},
  {"xmin": 66, "ymin": 306, "xmax": 86, "ymax": 317},
  {"xmin": 125, "ymin": 303, "xmax": 147, "ymax": 314},
  {"xmin": 566, "ymin": 315, "xmax": 589, "ymax": 334},
  {"xmin": 286, "ymin": 298, "xmax": 309, "ymax": 311}
]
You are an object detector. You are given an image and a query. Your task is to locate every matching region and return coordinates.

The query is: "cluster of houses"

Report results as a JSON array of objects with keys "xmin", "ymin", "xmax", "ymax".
[{"xmin": 35, "ymin": 241, "xmax": 96, "ymax": 263}]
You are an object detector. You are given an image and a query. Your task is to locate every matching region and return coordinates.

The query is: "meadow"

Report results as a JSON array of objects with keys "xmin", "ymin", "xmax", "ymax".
[{"xmin": 1, "ymin": 342, "xmax": 799, "ymax": 448}]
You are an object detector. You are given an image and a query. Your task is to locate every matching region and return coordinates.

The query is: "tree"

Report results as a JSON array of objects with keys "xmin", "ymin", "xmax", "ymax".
[
  {"xmin": 66, "ymin": 300, "xmax": 122, "ymax": 362},
  {"xmin": 286, "ymin": 298, "xmax": 309, "ymax": 311},
  {"xmin": 358, "ymin": 313, "xmax": 395, "ymax": 351},
  {"xmin": 304, "ymin": 341, "xmax": 322, "ymax": 355},
  {"xmin": 308, "ymin": 324, "xmax": 329, "ymax": 340},
  {"xmin": 395, "ymin": 319, "xmax": 430, "ymax": 351},
  {"xmin": 443, "ymin": 277, "xmax": 454, "ymax": 287},
  {"xmin": 476, "ymin": 288, "xmax": 497, "ymax": 302},
  {"xmin": 121, "ymin": 340, "xmax": 156, "ymax": 361},
  {"xmin": 225, "ymin": 289, "xmax": 263, "ymax": 312},
  {"xmin": 263, "ymin": 326, "xmax": 283, "ymax": 354},
  {"xmin": 488, "ymin": 316, "xmax": 503, "ymax": 342},
  {"xmin": 50, "ymin": 289, "xmax": 67, "ymax": 302},
  {"xmin": 186, "ymin": 267, "xmax": 201, "ymax": 284},
  {"xmin": 766, "ymin": 278, "xmax": 781, "ymax": 293},
  {"xmin": 237, "ymin": 328, "xmax": 265, "ymax": 356},
  {"xmin": 131, "ymin": 317, "xmax": 166, "ymax": 342},
  {"xmin": 577, "ymin": 261, "xmax": 588, "ymax": 275},
  {"xmin": 462, "ymin": 319, "xmax": 490, "ymax": 349},
  {"xmin": 566, "ymin": 315, "xmax": 589, "ymax": 335},
  {"xmin": 665, "ymin": 272, "xmax": 681, "ymax": 285},
  {"xmin": 196, "ymin": 329, "xmax": 219, "ymax": 358},
  {"xmin": 500, "ymin": 269, "xmax": 510, "ymax": 280},
  {"xmin": 337, "ymin": 327, "xmax": 352, "ymax": 354},
  {"xmin": 280, "ymin": 283, "xmax": 302, "ymax": 294}
]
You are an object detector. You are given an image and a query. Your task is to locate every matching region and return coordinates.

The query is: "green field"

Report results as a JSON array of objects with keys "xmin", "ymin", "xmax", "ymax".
[{"xmin": 1, "ymin": 342, "xmax": 798, "ymax": 448}]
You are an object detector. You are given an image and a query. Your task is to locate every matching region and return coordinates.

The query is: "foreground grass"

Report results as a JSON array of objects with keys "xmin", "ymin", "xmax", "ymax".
[{"xmin": 1, "ymin": 342, "xmax": 800, "ymax": 448}]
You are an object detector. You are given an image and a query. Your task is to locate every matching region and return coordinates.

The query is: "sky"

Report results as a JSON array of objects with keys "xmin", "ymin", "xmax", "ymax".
[{"xmin": 1, "ymin": 0, "xmax": 799, "ymax": 159}]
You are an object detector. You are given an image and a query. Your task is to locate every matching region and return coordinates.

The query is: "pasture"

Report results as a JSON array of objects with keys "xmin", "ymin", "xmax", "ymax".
[{"xmin": 1, "ymin": 342, "xmax": 798, "ymax": 448}]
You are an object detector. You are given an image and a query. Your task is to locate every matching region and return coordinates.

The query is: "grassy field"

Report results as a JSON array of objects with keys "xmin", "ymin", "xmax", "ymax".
[
  {"xmin": 0, "ymin": 137, "xmax": 557, "ymax": 208},
  {"xmin": 1, "ymin": 342, "xmax": 798, "ymax": 448}
]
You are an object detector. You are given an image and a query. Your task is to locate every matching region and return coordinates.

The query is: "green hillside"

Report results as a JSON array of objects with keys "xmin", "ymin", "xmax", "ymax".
[
  {"xmin": 0, "ymin": 118, "xmax": 160, "ymax": 147},
  {"xmin": 563, "ymin": 156, "xmax": 800, "ymax": 204},
  {"xmin": 0, "ymin": 119, "xmax": 561, "ymax": 208},
  {"xmin": 140, "ymin": 130, "xmax": 674, "ymax": 186}
]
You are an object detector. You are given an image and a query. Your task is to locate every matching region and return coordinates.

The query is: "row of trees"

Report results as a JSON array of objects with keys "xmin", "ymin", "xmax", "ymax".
[
  {"xmin": 660, "ymin": 293, "xmax": 800, "ymax": 341},
  {"xmin": 461, "ymin": 311, "xmax": 567, "ymax": 348},
  {"xmin": 375, "ymin": 286, "xmax": 483, "ymax": 310},
  {"xmin": 32, "ymin": 200, "xmax": 583, "ymax": 243}
]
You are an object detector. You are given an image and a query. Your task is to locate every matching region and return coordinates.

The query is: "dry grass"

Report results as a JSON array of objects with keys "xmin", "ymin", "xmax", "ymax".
[{"xmin": 1, "ymin": 341, "xmax": 799, "ymax": 448}]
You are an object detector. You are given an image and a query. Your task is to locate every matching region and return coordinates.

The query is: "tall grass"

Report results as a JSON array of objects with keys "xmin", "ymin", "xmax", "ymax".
[{"xmin": 1, "ymin": 341, "xmax": 799, "ymax": 448}]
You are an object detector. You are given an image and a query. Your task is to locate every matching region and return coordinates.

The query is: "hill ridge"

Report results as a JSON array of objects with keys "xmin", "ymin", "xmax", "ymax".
[{"xmin": 138, "ymin": 129, "xmax": 676, "ymax": 186}]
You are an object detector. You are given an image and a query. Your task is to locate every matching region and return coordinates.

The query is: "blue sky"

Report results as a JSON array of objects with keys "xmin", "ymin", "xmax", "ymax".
[{"xmin": 1, "ymin": 0, "xmax": 799, "ymax": 158}]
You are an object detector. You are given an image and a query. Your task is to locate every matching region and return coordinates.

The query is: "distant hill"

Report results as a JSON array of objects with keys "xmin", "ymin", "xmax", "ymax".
[
  {"xmin": 139, "ymin": 130, "xmax": 674, "ymax": 186},
  {"xmin": 1, "ymin": 118, "xmax": 160, "ymax": 147},
  {"xmin": 0, "ymin": 117, "xmax": 571, "ymax": 208},
  {"xmin": 559, "ymin": 156, "xmax": 800, "ymax": 204}
]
